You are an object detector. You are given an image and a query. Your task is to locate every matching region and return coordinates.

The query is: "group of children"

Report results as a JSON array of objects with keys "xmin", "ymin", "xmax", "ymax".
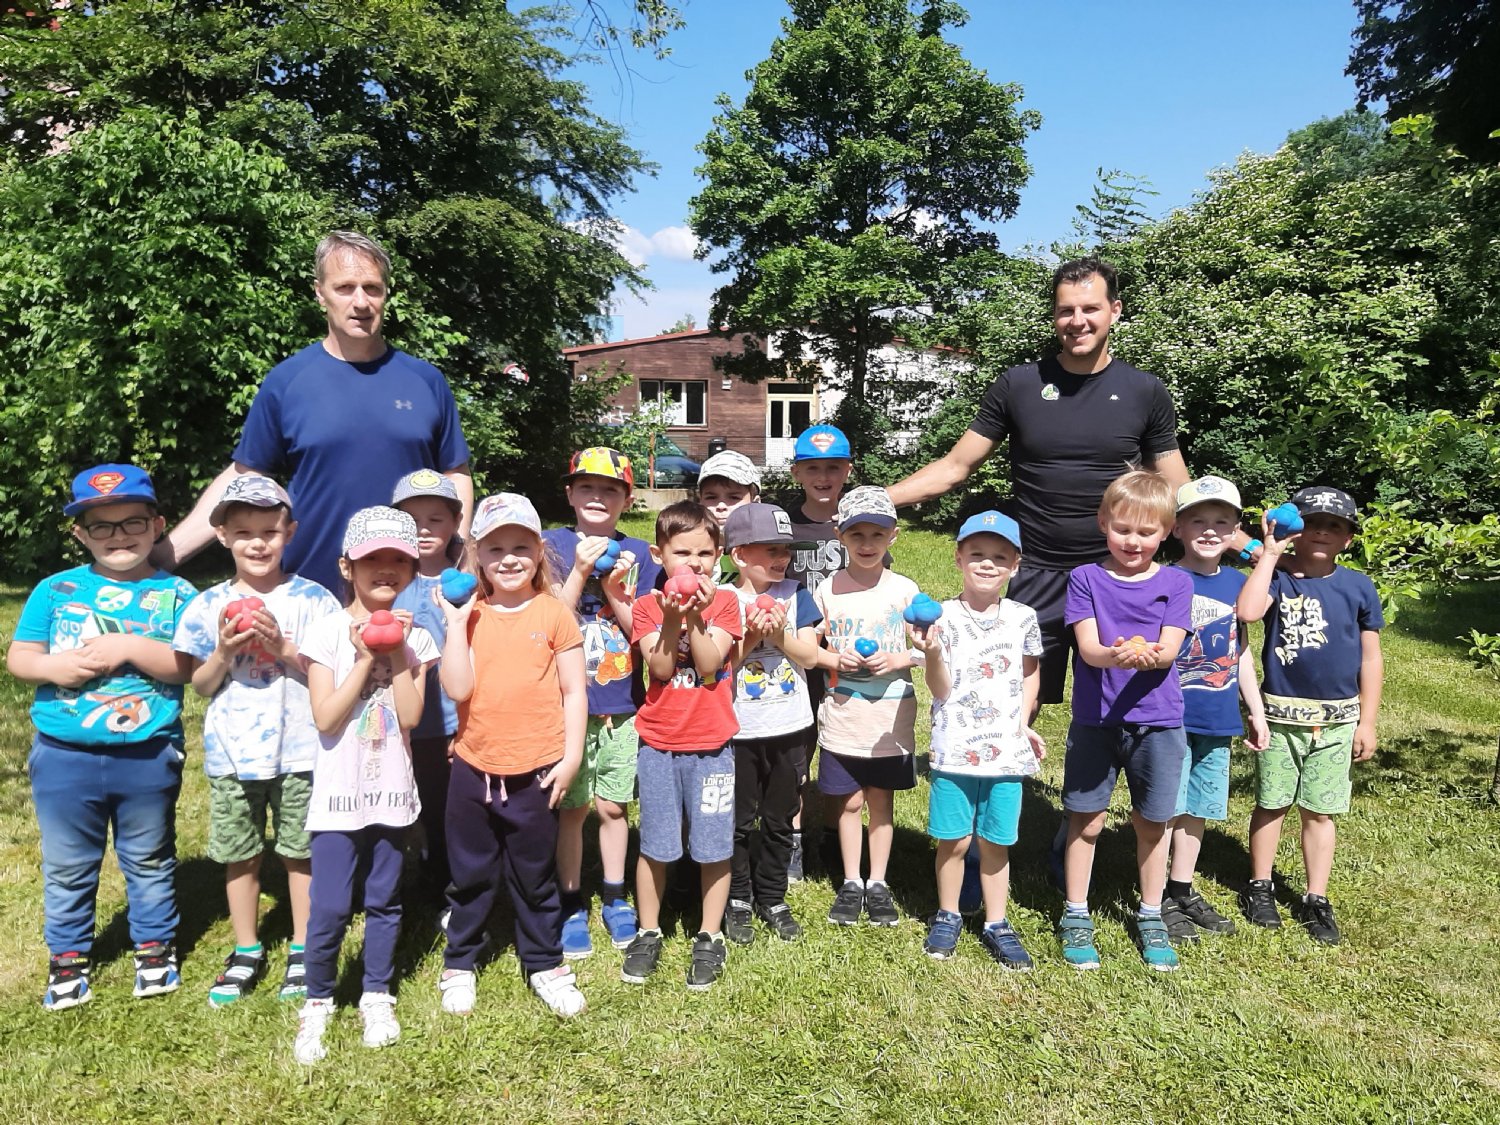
[{"xmin": 7, "ymin": 423, "xmax": 1383, "ymax": 1059}]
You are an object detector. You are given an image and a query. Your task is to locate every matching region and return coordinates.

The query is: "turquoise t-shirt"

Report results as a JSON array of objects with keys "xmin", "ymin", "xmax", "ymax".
[{"xmin": 15, "ymin": 565, "xmax": 198, "ymax": 746}]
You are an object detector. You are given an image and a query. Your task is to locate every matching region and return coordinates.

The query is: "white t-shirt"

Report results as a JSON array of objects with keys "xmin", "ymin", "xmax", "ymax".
[
  {"xmin": 731, "ymin": 578, "xmax": 820, "ymax": 740},
  {"xmin": 928, "ymin": 597, "xmax": 1043, "ymax": 777},
  {"xmin": 813, "ymin": 570, "xmax": 920, "ymax": 759},
  {"xmin": 300, "ymin": 611, "xmax": 439, "ymax": 831},
  {"xmin": 174, "ymin": 576, "xmax": 341, "ymax": 779}
]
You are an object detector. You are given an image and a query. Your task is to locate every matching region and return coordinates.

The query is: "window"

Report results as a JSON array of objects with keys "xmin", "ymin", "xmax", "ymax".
[{"xmin": 640, "ymin": 379, "xmax": 707, "ymax": 426}]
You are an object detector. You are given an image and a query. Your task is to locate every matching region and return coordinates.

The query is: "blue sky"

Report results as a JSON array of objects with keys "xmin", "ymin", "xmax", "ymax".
[{"xmin": 565, "ymin": 1, "xmax": 1365, "ymax": 339}]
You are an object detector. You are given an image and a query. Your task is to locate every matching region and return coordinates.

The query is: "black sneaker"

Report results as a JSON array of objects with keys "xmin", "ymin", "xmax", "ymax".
[
  {"xmin": 132, "ymin": 941, "xmax": 180, "ymax": 998},
  {"xmin": 1159, "ymin": 897, "xmax": 1200, "ymax": 945},
  {"xmin": 685, "ymin": 932, "xmax": 727, "ymax": 991},
  {"xmin": 43, "ymin": 952, "xmax": 92, "ymax": 1011},
  {"xmin": 864, "ymin": 882, "xmax": 899, "ymax": 927},
  {"xmin": 1292, "ymin": 894, "xmax": 1341, "ymax": 945},
  {"xmin": 754, "ymin": 901, "xmax": 803, "ymax": 942},
  {"xmin": 828, "ymin": 880, "xmax": 864, "ymax": 926},
  {"xmin": 1177, "ymin": 890, "xmax": 1236, "ymax": 935},
  {"xmin": 723, "ymin": 900, "xmax": 754, "ymax": 946},
  {"xmin": 208, "ymin": 949, "xmax": 267, "ymax": 1007},
  {"xmin": 1239, "ymin": 879, "xmax": 1282, "ymax": 929},
  {"xmin": 620, "ymin": 930, "xmax": 663, "ymax": 984}
]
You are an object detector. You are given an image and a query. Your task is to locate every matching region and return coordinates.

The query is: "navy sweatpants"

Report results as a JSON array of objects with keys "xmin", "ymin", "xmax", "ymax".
[
  {"xmin": 444, "ymin": 756, "xmax": 564, "ymax": 975},
  {"xmin": 304, "ymin": 825, "xmax": 406, "ymax": 999}
]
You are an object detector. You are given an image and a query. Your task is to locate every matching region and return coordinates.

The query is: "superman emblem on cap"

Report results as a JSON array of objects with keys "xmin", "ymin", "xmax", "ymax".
[{"xmin": 89, "ymin": 471, "xmax": 125, "ymax": 494}]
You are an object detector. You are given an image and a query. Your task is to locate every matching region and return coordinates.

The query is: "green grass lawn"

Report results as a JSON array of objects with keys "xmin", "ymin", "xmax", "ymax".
[{"xmin": 1, "ymin": 521, "xmax": 1498, "ymax": 1123}]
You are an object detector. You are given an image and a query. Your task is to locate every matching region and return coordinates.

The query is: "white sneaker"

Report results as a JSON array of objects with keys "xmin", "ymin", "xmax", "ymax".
[
  {"xmin": 358, "ymin": 991, "xmax": 400, "ymax": 1048},
  {"xmin": 439, "ymin": 968, "xmax": 476, "ymax": 1015},
  {"xmin": 293, "ymin": 997, "xmax": 334, "ymax": 1064},
  {"xmin": 528, "ymin": 964, "xmax": 586, "ymax": 1018}
]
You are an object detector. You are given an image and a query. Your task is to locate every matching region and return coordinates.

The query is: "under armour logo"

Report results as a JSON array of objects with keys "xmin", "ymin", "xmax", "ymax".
[
  {"xmin": 1109, "ymin": 394, "xmax": 1119, "ymax": 401},
  {"xmin": 394, "ymin": 399, "xmax": 413, "ymax": 410}
]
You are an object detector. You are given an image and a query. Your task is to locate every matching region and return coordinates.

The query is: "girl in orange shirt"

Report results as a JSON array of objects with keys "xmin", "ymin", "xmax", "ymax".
[{"xmin": 436, "ymin": 493, "xmax": 587, "ymax": 1018}]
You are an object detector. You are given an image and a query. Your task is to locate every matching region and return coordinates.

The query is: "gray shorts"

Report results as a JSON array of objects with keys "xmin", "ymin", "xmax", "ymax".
[{"xmin": 636, "ymin": 742, "xmax": 735, "ymax": 864}]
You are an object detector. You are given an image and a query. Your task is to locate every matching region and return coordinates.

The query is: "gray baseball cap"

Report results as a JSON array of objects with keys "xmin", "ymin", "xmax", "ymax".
[
  {"xmin": 835, "ymin": 485, "xmax": 897, "ymax": 530},
  {"xmin": 725, "ymin": 503, "xmax": 794, "ymax": 548},
  {"xmin": 391, "ymin": 469, "xmax": 461, "ymax": 512},
  {"xmin": 210, "ymin": 474, "xmax": 293, "ymax": 526},
  {"xmin": 699, "ymin": 450, "xmax": 760, "ymax": 488}
]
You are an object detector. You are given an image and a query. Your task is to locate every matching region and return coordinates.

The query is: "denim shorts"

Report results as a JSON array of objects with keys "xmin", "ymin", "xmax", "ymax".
[
  {"xmin": 636, "ymin": 742, "xmax": 735, "ymax": 863},
  {"xmin": 928, "ymin": 773, "xmax": 1023, "ymax": 846},
  {"xmin": 1174, "ymin": 734, "xmax": 1231, "ymax": 821},
  {"xmin": 816, "ymin": 749, "xmax": 916, "ymax": 796},
  {"xmin": 1062, "ymin": 722, "xmax": 1186, "ymax": 824}
]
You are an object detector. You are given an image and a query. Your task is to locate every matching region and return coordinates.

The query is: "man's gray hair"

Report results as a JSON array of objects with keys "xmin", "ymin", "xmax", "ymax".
[{"xmin": 314, "ymin": 231, "xmax": 392, "ymax": 285}]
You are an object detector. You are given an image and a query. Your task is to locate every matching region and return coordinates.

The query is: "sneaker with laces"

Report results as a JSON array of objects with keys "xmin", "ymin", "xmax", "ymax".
[
  {"xmin": 529, "ymin": 964, "xmax": 587, "ymax": 1017},
  {"xmin": 620, "ymin": 930, "xmax": 663, "ymax": 984},
  {"xmin": 358, "ymin": 991, "xmax": 400, "ymax": 1048},
  {"xmin": 279, "ymin": 950, "xmax": 307, "ymax": 1001},
  {"xmin": 1239, "ymin": 879, "xmax": 1282, "ymax": 929},
  {"xmin": 293, "ymin": 997, "xmax": 334, "ymax": 1064},
  {"xmin": 132, "ymin": 941, "xmax": 180, "ymax": 998},
  {"xmin": 43, "ymin": 952, "xmax": 92, "ymax": 1011},
  {"xmin": 754, "ymin": 901, "xmax": 803, "ymax": 941},
  {"xmin": 958, "ymin": 846, "xmax": 982, "ymax": 915},
  {"xmin": 439, "ymin": 968, "xmax": 477, "ymax": 1015},
  {"xmin": 788, "ymin": 834, "xmax": 804, "ymax": 883},
  {"xmin": 209, "ymin": 948, "xmax": 267, "ymax": 1007},
  {"xmin": 685, "ymin": 932, "xmax": 727, "ymax": 991},
  {"xmin": 723, "ymin": 900, "xmax": 755, "ymax": 945},
  {"xmin": 924, "ymin": 910, "xmax": 962, "ymax": 959},
  {"xmin": 1177, "ymin": 890, "xmax": 1236, "ymax": 934},
  {"xmin": 1292, "ymin": 894, "xmax": 1342, "ymax": 945},
  {"xmin": 864, "ymin": 881, "xmax": 899, "ymax": 926},
  {"xmin": 561, "ymin": 907, "xmax": 593, "ymax": 960},
  {"xmin": 828, "ymin": 880, "xmax": 864, "ymax": 926},
  {"xmin": 601, "ymin": 897, "xmax": 638, "ymax": 949},
  {"xmin": 1058, "ymin": 913, "xmax": 1101, "ymax": 971},
  {"xmin": 980, "ymin": 921, "xmax": 1033, "ymax": 971},
  {"xmin": 1134, "ymin": 916, "xmax": 1180, "ymax": 972},
  {"xmin": 1159, "ymin": 897, "xmax": 1200, "ymax": 946}
]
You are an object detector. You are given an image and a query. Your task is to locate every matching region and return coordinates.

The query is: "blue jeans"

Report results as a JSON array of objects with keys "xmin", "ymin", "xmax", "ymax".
[{"xmin": 28, "ymin": 733, "xmax": 183, "ymax": 955}]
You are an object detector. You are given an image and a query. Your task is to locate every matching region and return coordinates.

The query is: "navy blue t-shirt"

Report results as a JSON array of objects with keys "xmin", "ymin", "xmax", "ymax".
[
  {"xmin": 233, "ymin": 343, "xmax": 470, "ymax": 593},
  {"xmin": 1173, "ymin": 565, "xmax": 1248, "ymax": 737},
  {"xmin": 1261, "ymin": 565, "xmax": 1384, "ymax": 725}
]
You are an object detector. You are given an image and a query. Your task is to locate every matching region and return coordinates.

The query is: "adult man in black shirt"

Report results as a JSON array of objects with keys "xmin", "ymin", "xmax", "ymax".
[{"xmin": 889, "ymin": 258, "xmax": 1199, "ymax": 705}]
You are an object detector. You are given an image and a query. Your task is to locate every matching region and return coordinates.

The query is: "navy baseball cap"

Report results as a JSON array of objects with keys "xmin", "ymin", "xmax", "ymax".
[
  {"xmin": 957, "ymin": 510, "xmax": 1022, "ymax": 551},
  {"xmin": 793, "ymin": 424, "xmax": 852, "ymax": 461},
  {"xmin": 65, "ymin": 463, "xmax": 158, "ymax": 517},
  {"xmin": 1291, "ymin": 486, "xmax": 1360, "ymax": 531}
]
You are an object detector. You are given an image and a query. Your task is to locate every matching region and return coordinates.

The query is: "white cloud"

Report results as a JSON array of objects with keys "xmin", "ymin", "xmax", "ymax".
[
  {"xmin": 650, "ymin": 225, "xmax": 700, "ymax": 261},
  {"xmin": 604, "ymin": 222, "xmax": 700, "ymax": 266}
]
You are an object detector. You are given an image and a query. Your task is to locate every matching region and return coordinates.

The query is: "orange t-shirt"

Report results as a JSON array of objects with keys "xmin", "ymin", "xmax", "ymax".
[{"xmin": 451, "ymin": 596, "xmax": 583, "ymax": 777}]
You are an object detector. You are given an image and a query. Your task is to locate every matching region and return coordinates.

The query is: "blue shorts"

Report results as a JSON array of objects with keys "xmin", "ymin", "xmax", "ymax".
[
  {"xmin": 636, "ymin": 742, "xmax": 735, "ymax": 864},
  {"xmin": 1062, "ymin": 722, "xmax": 1186, "ymax": 824},
  {"xmin": 816, "ymin": 749, "xmax": 915, "ymax": 796},
  {"xmin": 1174, "ymin": 733, "xmax": 1231, "ymax": 820},
  {"xmin": 928, "ymin": 773, "xmax": 1023, "ymax": 846}
]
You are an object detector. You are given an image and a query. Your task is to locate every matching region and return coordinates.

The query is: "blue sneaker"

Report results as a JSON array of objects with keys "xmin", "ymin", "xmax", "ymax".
[
  {"xmin": 601, "ymin": 897, "xmax": 638, "ymax": 950},
  {"xmin": 980, "ymin": 921, "xmax": 1033, "ymax": 971},
  {"xmin": 1134, "ymin": 915, "xmax": 1180, "ymax": 972},
  {"xmin": 1058, "ymin": 913, "xmax": 1101, "ymax": 971},
  {"xmin": 958, "ymin": 843, "xmax": 981, "ymax": 915},
  {"xmin": 561, "ymin": 908, "xmax": 593, "ymax": 960},
  {"xmin": 924, "ymin": 910, "xmax": 963, "ymax": 960}
]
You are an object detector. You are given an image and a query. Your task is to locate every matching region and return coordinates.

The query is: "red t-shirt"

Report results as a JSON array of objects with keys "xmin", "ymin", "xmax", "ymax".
[{"xmin": 631, "ymin": 589, "xmax": 742, "ymax": 752}]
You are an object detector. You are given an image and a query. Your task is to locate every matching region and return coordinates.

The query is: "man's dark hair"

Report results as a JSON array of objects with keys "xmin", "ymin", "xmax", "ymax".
[{"xmin": 1052, "ymin": 257, "xmax": 1119, "ymax": 304}]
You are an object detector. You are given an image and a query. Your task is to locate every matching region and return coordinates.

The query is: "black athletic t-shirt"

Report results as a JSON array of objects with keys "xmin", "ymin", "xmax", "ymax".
[{"xmin": 971, "ymin": 356, "xmax": 1179, "ymax": 571}]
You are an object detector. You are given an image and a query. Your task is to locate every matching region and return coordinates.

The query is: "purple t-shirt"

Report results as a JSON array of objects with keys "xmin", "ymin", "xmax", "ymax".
[{"xmin": 1065, "ymin": 563, "xmax": 1193, "ymax": 727}]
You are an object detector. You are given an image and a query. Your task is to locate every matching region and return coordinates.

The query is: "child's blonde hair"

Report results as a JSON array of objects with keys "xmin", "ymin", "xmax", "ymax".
[{"xmin": 1098, "ymin": 469, "xmax": 1175, "ymax": 531}]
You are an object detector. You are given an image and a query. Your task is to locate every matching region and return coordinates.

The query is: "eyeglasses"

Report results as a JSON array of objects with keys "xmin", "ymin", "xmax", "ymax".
[{"xmin": 79, "ymin": 516, "xmax": 153, "ymax": 540}]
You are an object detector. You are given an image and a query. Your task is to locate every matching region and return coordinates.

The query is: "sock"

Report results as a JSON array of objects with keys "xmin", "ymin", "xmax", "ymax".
[
  {"xmin": 791, "ymin": 831, "xmax": 802, "ymax": 847},
  {"xmin": 236, "ymin": 943, "xmax": 264, "ymax": 957},
  {"xmin": 1065, "ymin": 900, "xmax": 1089, "ymax": 918},
  {"xmin": 1166, "ymin": 879, "xmax": 1192, "ymax": 901},
  {"xmin": 601, "ymin": 880, "xmax": 627, "ymax": 905},
  {"xmin": 639, "ymin": 927, "xmax": 662, "ymax": 939},
  {"xmin": 560, "ymin": 889, "xmax": 584, "ymax": 916},
  {"xmin": 289, "ymin": 943, "xmax": 304, "ymax": 954},
  {"xmin": 1139, "ymin": 902, "xmax": 1162, "ymax": 920},
  {"xmin": 706, "ymin": 930, "xmax": 724, "ymax": 944},
  {"xmin": 844, "ymin": 876, "xmax": 865, "ymax": 888},
  {"xmin": 867, "ymin": 878, "xmax": 887, "ymax": 890},
  {"xmin": 986, "ymin": 918, "xmax": 1009, "ymax": 932}
]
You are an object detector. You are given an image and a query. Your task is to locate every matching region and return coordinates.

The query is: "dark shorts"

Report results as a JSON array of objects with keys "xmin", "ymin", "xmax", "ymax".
[
  {"xmin": 1007, "ymin": 565, "xmax": 1076, "ymax": 705},
  {"xmin": 1061, "ymin": 722, "xmax": 1186, "ymax": 824},
  {"xmin": 816, "ymin": 749, "xmax": 916, "ymax": 796}
]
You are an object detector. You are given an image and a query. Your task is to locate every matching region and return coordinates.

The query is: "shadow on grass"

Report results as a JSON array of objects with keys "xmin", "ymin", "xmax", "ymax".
[
  {"xmin": 93, "ymin": 855, "xmax": 223, "ymax": 968},
  {"xmin": 1388, "ymin": 582, "xmax": 1500, "ymax": 654}
]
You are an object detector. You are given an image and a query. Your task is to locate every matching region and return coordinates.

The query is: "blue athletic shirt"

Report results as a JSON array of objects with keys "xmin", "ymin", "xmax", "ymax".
[
  {"xmin": 392, "ymin": 573, "xmax": 459, "ymax": 740},
  {"xmin": 16, "ymin": 565, "xmax": 198, "ymax": 746},
  {"xmin": 1173, "ymin": 565, "xmax": 1248, "ymax": 737},
  {"xmin": 233, "ymin": 343, "xmax": 470, "ymax": 593}
]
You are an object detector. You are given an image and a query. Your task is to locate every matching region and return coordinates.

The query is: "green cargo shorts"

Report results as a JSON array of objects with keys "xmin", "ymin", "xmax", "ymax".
[
  {"xmin": 207, "ymin": 772, "xmax": 313, "ymax": 864},
  {"xmin": 561, "ymin": 714, "xmax": 639, "ymax": 810}
]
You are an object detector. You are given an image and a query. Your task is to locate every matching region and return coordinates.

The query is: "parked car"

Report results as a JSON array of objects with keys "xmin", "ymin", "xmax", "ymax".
[{"xmin": 646, "ymin": 435, "xmax": 701, "ymax": 488}]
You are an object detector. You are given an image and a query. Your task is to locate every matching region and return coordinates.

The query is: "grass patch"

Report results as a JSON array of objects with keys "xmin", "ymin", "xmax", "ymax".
[{"xmin": 1, "ymin": 526, "xmax": 1498, "ymax": 1123}]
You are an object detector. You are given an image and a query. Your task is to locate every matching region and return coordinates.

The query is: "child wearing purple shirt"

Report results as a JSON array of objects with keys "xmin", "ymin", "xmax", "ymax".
[{"xmin": 1059, "ymin": 471, "xmax": 1192, "ymax": 973}]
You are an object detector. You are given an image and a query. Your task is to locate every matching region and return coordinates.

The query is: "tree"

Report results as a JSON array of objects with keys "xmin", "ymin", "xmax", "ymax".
[
  {"xmin": 1348, "ymin": 0, "xmax": 1500, "ymax": 157},
  {"xmin": 659, "ymin": 314, "xmax": 698, "ymax": 334},
  {"xmin": 689, "ymin": 0, "xmax": 1038, "ymax": 455}
]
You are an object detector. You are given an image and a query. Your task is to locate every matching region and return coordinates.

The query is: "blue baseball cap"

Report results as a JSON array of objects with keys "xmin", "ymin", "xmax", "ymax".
[
  {"xmin": 65, "ymin": 463, "xmax": 158, "ymax": 517},
  {"xmin": 957, "ymin": 510, "xmax": 1022, "ymax": 551},
  {"xmin": 793, "ymin": 424, "xmax": 852, "ymax": 461}
]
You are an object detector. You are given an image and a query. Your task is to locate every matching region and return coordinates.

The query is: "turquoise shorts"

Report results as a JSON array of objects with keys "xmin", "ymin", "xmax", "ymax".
[
  {"xmin": 1174, "ymin": 734, "xmax": 1231, "ymax": 821},
  {"xmin": 928, "ymin": 772, "xmax": 1023, "ymax": 846}
]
